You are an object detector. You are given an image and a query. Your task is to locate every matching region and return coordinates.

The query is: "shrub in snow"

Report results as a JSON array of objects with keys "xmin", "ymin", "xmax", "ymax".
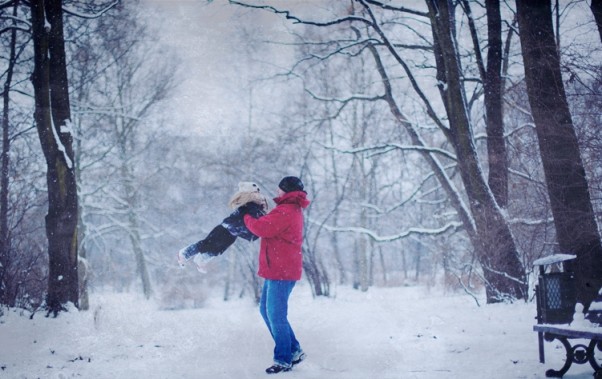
[{"xmin": 159, "ymin": 270, "xmax": 208, "ymax": 310}]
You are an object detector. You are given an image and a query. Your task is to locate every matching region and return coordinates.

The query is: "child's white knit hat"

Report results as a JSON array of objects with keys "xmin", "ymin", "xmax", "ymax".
[{"xmin": 238, "ymin": 181, "xmax": 260, "ymax": 193}]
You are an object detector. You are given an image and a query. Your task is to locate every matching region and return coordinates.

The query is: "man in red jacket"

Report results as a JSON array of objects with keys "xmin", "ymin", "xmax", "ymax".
[{"xmin": 243, "ymin": 176, "xmax": 310, "ymax": 374}]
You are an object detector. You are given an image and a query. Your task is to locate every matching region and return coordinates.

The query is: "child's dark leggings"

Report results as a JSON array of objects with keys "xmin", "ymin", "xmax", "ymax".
[{"xmin": 182, "ymin": 225, "xmax": 236, "ymax": 260}]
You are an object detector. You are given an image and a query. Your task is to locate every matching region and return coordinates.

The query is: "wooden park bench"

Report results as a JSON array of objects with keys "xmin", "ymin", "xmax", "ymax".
[
  {"xmin": 533, "ymin": 254, "xmax": 602, "ymax": 378},
  {"xmin": 533, "ymin": 324, "xmax": 602, "ymax": 378}
]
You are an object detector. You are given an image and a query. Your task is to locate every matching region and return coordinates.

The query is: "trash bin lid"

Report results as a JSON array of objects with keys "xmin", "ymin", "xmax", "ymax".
[{"xmin": 533, "ymin": 254, "xmax": 576, "ymax": 267}]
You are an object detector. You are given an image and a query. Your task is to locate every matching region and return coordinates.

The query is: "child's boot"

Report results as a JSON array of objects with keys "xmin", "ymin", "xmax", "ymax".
[{"xmin": 193, "ymin": 253, "xmax": 215, "ymax": 273}]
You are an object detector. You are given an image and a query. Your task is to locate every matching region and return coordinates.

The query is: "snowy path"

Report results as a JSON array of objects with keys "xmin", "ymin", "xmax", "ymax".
[{"xmin": 0, "ymin": 284, "xmax": 598, "ymax": 378}]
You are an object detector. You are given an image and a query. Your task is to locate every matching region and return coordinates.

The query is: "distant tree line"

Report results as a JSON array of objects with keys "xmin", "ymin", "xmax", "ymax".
[{"xmin": 1, "ymin": 0, "xmax": 601, "ymax": 316}]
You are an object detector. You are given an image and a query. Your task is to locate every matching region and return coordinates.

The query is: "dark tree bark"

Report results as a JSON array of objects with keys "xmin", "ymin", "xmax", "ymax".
[
  {"xmin": 516, "ymin": 0, "xmax": 602, "ymax": 308},
  {"xmin": 30, "ymin": 0, "xmax": 79, "ymax": 316},
  {"xmin": 461, "ymin": 0, "xmax": 508, "ymax": 207},
  {"xmin": 426, "ymin": 0, "xmax": 526, "ymax": 302},
  {"xmin": 0, "ymin": 1, "xmax": 20, "ymax": 307},
  {"xmin": 483, "ymin": 0, "xmax": 508, "ymax": 207},
  {"xmin": 591, "ymin": 0, "xmax": 602, "ymax": 43},
  {"xmin": 302, "ymin": 251, "xmax": 330, "ymax": 297}
]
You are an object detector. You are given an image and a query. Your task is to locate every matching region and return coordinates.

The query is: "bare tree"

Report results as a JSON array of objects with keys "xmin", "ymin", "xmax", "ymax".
[
  {"xmin": 516, "ymin": 0, "xmax": 602, "ymax": 308},
  {"xmin": 0, "ymin": 3, "xmax": 48, "ymax": 307},
  {"xmin": 30, "ymin": 0, "xmax": 79, "ymax": 316},
  {"xmin": 0, "ymin": 0, "xmax": 21, "ymax": 308},
  {"xmin": 68, "ymin": 2, "xmax": 177, "ymax": 300},
  {"xmin": 424, "ymin": 0, "xmax": 525, "ymax": 301},
  {"xmin": 228, "ymin": 0, "xmax": 529, "ymax": 301}
]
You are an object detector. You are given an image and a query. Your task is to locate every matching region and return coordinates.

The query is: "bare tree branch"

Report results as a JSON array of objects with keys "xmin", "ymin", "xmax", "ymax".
[
  {"xmin": 229, "ymin": 1, "xmax": 372, "ymax": 27},
  {"xmin": 365, "ymin": 36, "xmax": 477, "ymax": 238},
  {"xmin": 304, "ymin": 89, "xmax": 384, "ymax": 104},
  {"xmin": 0, "ymin": 25, "xmax": 29, "ymax": 34},
  {"xmin": 357, "ymin": 0, "xmax": 451, "ymax": 137},
  {"xmin": 314, "ymin": 219, "xmax": 462, "ymax": 243},
  {"xmin": 0, "ymin": 0, "xmax": 18, "ymax": 10},
  {"xmin": 363, "ymin": 0, "xmax": 429, "ymax": 18},
  {"xmin": 359, "ymin": 166, "xmax": 456, "ymax": 215},
  {"xmin": 62, "ymin": 0, "xmax": 118, "ymax": 19},
  {"xmin": 321, "ymin": 142, "xmax": 457, "ymax": 161},
  {"xmin": 459, "ymin": 0, "xmax": 486, "ymax": 81}
]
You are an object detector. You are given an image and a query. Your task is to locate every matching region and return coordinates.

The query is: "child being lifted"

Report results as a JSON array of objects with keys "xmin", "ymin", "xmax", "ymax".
[{"xmin": 177, "ymin": 181, "xmax": 269, "ymax": 272}]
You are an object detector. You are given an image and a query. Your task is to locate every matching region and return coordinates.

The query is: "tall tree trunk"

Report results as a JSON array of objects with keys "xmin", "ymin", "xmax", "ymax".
[
  {"xmin": 223, "ymin": 253, "xmax": 236, "ymax": 301},
  {"xmin": 427, "ymin": 0, "xmax": 525, "ymax": 302},
  {"xmin": 352, "ymin": 239, "xmax": 359, "ymax": 289},
  {"xmin": 590, "ymin": 0, "xmax": 602, "ymax": 44},
  {"xmin": 77, "ymin": 207, "xmax": 89, "ymax": 310},
  {"xmin": 72, "ymin": 45, "xmax": 93, "ymax": 311},
  {"xmin": 120, "ymin": 153, "xmax": 152, "ymax": 300},
  {"xmin": 378, "ymin": 247, "xmax": 387, "ymax": 285},
  {"xmin": 74, "ymin": 85, "xmax": 89, "ymax": 311},
  {"xmin": 357, "ymin": 234, "xmax": 368, "ymax": 291},
  {"xmin": 413, "ymin": 243, "xmax": 419, "ymax": 281},
  {"xmin": 353, "ymin": 110, "xmax": 369, "ymax": 292},
  {"xmin": 327, "ymin": 125, "xmax": 347, "ymax": 285},
  {"xmin": 302, "ymin": 249, "xmax": 329, "ymax": 297},
  {"xmin": 0, "ymin": 1, "xmax": 19, "ymax": 307},
  {"xmin": 483, "ymin": 0, "xmax": 508, "ymax": 208},
  {"xmin": 128, "ymin": 213, "xmax": 152, "ymax": 299},
  {"xmin": 31, "ymin": 0, "xmax": 79, "ymax": 316},
  {"xmin": 516, "ymin": 0, "xmax": 602, "ymax": 308},
  {"xmin": 462, "ymin": 0, "xmax": 508, "ymax": 207}
]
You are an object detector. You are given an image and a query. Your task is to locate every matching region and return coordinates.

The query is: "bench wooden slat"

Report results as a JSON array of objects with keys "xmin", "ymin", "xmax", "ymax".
[{"xmin": 534, "ymin": 324, "xmax": 602, "ymax": 339}]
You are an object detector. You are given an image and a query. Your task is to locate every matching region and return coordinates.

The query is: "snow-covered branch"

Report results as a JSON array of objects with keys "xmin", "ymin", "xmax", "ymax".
[
  {"xmin": 508, "ymin": 168, "xmax": 545, "ymax": 187},
  {"xmin": 451, "ymin": 269, "xmax": 481, "ymax": 307},
  {"xmin": 0, "ymin": 0, "xmax": 17, "ymax": 9},
  {"xmin": 482, "ymin": 264, "xmax": 527, "ymax": 286},
  {"xmin": 305, "ymin": 90, "xmax": 384, "ymax": 104},
  {"xmin": 305, "ymin": 38, "xmax": 380, "ymax": 61},
  {"xmin": 62, "ymin": 1, "xmax": 118, "ymax": 19},
  {"xmin": 507, "ymin": 217, "xmax": 554, "ymax": 226},
  {"xmin": 366, "ymin": 41, "xmax": 476, "ymax": 236},
  {"xmin": 359, "ymin": 167, "xmax": 454, "ymax": 214},
  {"xmin": 474, "ymin": 122, "xmax": 535, "ymax": 142},
  {"xmin": 313, "ymin": 220, "xmax": 462, "ymax": 243},
  {"xmin": 229, "ymin": 1, "xmax": 373, "ymax": 27},
  {"xmin": 504, "ymin": 97, "xmax": 532, "ymax": 117},
  {"xmin": 321, "ymin": 142, "xmax": 457, "ymax": 161},
  {"xmin": 0, "ymin": 24, "xmax": 29, "ymax": 34},
  {"xmin": 363, "ymin": 0, "xmax": 429, "ymax": 18},
  {"xmin": 391, "ymin": 43, "xmax": 433, "ymax": 51},
  {"xmin": 0, "ymin": 13, "xmax": 31, "ymax": 27}
]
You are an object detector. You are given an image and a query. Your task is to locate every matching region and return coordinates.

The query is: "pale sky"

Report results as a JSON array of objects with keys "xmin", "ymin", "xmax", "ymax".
[{"xmin": 141, "ymin": 0, "xmax": 300, "ymax": 137}]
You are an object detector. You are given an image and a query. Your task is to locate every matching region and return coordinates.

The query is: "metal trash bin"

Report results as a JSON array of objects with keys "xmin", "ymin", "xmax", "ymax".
[
  {"xmin": 534, "ymin": 254, "xmax": 577, "ymax": 364},
  {"xmin": 534, "ymin": 254, "xmax": 576, "ymax": 325}
]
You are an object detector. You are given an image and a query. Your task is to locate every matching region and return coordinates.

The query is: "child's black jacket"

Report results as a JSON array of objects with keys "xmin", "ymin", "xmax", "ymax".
[
  {"xmin": 221, "ymin": 202, "xmax": 265, "ymax": 241},
  {"xmin": 181, "ymin": 202, "xmax": 266, "ymax": 260}
]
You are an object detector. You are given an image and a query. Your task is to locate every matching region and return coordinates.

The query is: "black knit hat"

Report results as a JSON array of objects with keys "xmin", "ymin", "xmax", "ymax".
[{"xmin": 278, "ymin": 176, "xmax": 305, "ymax": 193}]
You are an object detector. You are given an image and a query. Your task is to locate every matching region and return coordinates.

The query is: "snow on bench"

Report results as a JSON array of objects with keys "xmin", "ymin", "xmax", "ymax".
[{"xmin": 533, "ymin": 323, "xmax": 602, "ymax": 378}]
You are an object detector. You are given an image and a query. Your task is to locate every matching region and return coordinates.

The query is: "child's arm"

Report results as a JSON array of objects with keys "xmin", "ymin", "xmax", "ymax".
[{"xmin": 238, "ymin": 202, "xmax": 265, "ymax": 218}]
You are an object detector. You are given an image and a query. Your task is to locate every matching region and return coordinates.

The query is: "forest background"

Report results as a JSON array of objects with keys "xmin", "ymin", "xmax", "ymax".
[{"xmin": 0, "ymin": 0, "xmax": 601, "ymax": 316}]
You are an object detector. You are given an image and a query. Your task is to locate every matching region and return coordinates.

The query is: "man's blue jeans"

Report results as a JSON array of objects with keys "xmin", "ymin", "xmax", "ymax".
[{"xmin": 259, "ymin": 279, "xmax": 301, "ymax": 367}]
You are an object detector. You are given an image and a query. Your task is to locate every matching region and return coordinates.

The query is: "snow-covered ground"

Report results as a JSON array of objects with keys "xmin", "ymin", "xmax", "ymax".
[{"xmin": 0, "ymin": 283, "xmax": 598, "ymax": 379}]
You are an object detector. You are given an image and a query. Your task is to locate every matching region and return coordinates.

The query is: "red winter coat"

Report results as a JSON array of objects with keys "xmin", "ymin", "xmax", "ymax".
[{"xmin": 244, "ymin": 191, "xmax": 310, "ymax": 281}]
